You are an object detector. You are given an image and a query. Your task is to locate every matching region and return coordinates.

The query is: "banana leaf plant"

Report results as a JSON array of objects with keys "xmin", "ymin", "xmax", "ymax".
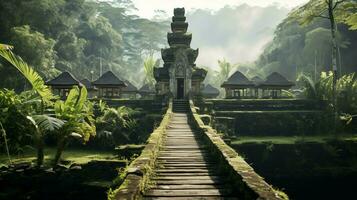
[{"xmin": 53, "ymin": 86, "xmax": 96, "ymax": 166}]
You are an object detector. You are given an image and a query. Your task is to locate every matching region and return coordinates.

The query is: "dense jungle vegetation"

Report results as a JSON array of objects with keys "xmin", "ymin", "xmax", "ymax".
[
  {"xmin": 0, "ymin": 0, "xmax": 168, "ymax": 90},
  {"xmin": 0, "ymin": 0, "xmax": 356, "ymax": 199}
]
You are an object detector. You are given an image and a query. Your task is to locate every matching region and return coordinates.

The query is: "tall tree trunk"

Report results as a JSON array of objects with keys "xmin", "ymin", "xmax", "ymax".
[
  {"xmin": 328, "ymin": 0, "xmax": 339, "ymax": 133},
  {"xmin": 53, "ymin": 137, "xmax": 66, "ymax": 166}
]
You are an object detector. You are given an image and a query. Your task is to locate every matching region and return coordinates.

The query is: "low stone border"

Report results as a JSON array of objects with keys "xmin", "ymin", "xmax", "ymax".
[
  {"xmin": 110, "ymin": 100, "xmax": 173, "ymax": 200},
  {"xmin": 188, "ymin": 99, "xmax": 287, "ymax": 200}
]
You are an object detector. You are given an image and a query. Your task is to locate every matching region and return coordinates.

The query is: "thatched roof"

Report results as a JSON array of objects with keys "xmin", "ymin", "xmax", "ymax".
[
  {"xmin": 122, "ymin": 80, "xmax": 137, "ymax": 92},
  {"xmin": 92, "ymin": 71, "xmax": 126, "ymax": 86},
  {"xmin": 139, "ymin": 84, "xmax": 155, "ymax": 94},
  {"xmin": 221, "ymin": 71, "xmax": 254, "ymax": 87},
  {"xmin": 202, "ymin": 84, "xmax": 220, "ymax": 95},
  {"xmin": 260, "ymin": 72, "xmax": 294, "ymax": 87},
  {"xmin": 46, "ymin": 71, "xmax": 81, "ymax": 86}
]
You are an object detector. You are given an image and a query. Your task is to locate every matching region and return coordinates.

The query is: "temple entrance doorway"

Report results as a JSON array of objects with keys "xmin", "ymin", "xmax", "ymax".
[{"xmin": 176, "ymin": 78, "xmax": 184, "ymax": 99}]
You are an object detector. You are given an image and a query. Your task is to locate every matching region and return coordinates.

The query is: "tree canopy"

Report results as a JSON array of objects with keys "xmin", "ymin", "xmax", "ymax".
[{"xmin": 0, "ymin": 0, "xmax": 168, "ymax": 90}]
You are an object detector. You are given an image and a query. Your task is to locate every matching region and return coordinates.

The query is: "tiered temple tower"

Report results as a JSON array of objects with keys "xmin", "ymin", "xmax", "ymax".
[{"xmin": 154, "ymin": 8, "xmax": 207, "ymax": 99}]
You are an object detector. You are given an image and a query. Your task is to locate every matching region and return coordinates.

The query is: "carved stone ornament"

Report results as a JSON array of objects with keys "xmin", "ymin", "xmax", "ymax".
[{"xmin": 174, "ymin": 49, "xmax": 188, "ymax": 78}]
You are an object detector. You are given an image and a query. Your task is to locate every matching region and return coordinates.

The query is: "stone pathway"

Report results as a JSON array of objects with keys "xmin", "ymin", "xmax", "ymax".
[{"xmin": 143, "ymin": 112, "xmax": 238, "ymax": 199}]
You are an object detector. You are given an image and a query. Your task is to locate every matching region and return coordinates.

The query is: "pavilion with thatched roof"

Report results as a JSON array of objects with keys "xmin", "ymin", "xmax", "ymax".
[
  {"xmin": 139, "ymin": 84, "xmax": 155, "ymax": 99},
  {"xmin": 202, "ymin": 84, "xmax": 220, "ymax": 99},
  {"xmin": 259, "ymin": 72, "xmax": 294, "ymax": 98},
  {"xmin": 221, "ymin": 71, "xmax": 255, "ymax": 99},
  {"xmin": 92, "ymin": 71, "xmax": 126, "ymax": 98},
  {"xmin": 46, "ymin": 71, "xmax": 81, "ymax": 98},
  {"xmin": 121, "ymin": 80, "xmax": 138, "ymax": 99}
]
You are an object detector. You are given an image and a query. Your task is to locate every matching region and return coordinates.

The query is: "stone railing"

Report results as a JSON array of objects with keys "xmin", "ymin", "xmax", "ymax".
[
  {"xmin": 110, "ymin": 99, "xmax": 173, "ymax": 200},
  {"xmin": 188, "ymin": 99, "xmax": 287, "ymax": 200},
  {"xmin": 200, "ymin": 99, "xmax": 326, "ymax": 112}
]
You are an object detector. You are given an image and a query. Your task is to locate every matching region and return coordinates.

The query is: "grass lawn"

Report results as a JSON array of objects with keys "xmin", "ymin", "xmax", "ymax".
[
  {"xmin": 0, "ymin": 147, "xmax": 118, "ymax": 166},
  {"xmin": 231, "ymin": 135, "xmax": 357, "ymax": 145}
]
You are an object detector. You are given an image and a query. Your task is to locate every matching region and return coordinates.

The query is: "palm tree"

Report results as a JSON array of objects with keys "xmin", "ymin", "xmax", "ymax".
[
  {"xmin": 217, "ymin": 58, "xmax": 233, "ymax": 85},
  {"xmin": 143, "ymin": 55, "xmax": 158, "ymax": 88},
  {"xmin": 0, "ymin": 47, "xmax": 98, "ymax": 166},
  {"xmin": 297, "ymin": 72, "xmax": 334, "ymax": 101}
]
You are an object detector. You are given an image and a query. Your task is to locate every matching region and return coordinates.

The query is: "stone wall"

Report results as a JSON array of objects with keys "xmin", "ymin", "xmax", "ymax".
[
  {"xmin": 196, "ymin": 99, "xmax": 330, "ymax": 136},
  {"xmin": 200, "ymin": 99, "xmax": 327, "ymax": 113},
  {"xmin": 188, "ymin": 100, "xmax": 287, "ymax": 200},
  {"xmin": 92, "ymin": 98, "xmax": 167, "ymax": 112},
  {"xmin": 214, "ymin": 110, "xmax": 331, "ymax": 136}
]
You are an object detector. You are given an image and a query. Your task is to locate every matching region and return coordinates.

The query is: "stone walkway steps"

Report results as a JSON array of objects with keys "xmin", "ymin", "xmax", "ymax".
[{"xmin": 143, "ymin": 113, "xmax": 238, "ymax": 199}]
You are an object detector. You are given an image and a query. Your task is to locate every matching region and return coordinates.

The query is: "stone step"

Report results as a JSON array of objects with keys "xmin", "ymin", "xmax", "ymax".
[
  {"xmin": 155, "ymin": 169, "xmax": 214, "ymax": 173},
  {"xmin": 143, "ymin": 197, "xmax": 237, "ymax": 200},
  {"xmin": 155, "ymin": 179, "xmax": 223, "ymax": 185},
  {"xmin": 152, "ymin": 184, "xmax": 224, "ymax": 190},
  {"xmin": 154, "ymin": 176, "xmax": 220, "ymax": 180},
  {"xmin": 144, "ymin": 189, "xmax": 231, "ymax": 197},
  {"xmin": 156, "ymin": 173, "xmax": 218, "ymax": 176}
]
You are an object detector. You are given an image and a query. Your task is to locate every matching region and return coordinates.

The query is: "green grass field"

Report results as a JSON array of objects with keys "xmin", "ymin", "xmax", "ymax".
[{"xmin": 0, "ymin": 147, "xmax": 117, "ymax": 166}]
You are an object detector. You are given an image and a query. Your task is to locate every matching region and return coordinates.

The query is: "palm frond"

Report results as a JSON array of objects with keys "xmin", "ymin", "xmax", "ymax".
[
  {"xmin": 0, "ymin": 43, "xmax": 13, "ymax": 50},
  {"xmin": 143, "ymin": 56, "xmax": 156, "ymax": 86},
  {"xmin": 0, "ymin": 49, "xmax": 54, "ymax": 104},
  {"xmin": 297, "ymin": 73, "xmax": 316, "ymax": 99},
  {"xmin": 28, "ymin": 115, "xmax": 65, "ymax": 132}
]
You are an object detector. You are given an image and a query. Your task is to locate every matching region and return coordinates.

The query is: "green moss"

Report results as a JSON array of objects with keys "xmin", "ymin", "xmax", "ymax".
[
  {"xmin": 231, "ymin": 135, "xmax": 357, "ymax": 145},
  {"xmin": 108, "ymin": 100, "xmax": 173, "ymax": 199}
]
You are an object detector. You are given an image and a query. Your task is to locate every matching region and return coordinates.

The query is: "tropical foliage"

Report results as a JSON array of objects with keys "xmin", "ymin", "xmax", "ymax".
[
  {"xmin": 53, "ymin": 86, "xmax": 95, "ymax": 165},
  {"xmin": 0, "ymin": 46, "xmax": 96, "ymax": 166},
  {"xmin": 298, "ymin": 72, "xmax": 357, "ymax": 127},
  {"xmin": 0, "ymin": 0, "xmax": 168, "ymax": 90},
  {"xmin": 0, "ymin": 49, "xmax": 55, "ymax": 105},
  {"xmin": 95, "ymin": 104, "xmax": 138, "ymax": 148},
  {"xmin": 143, "ymin": 55, "xmax": 159, "ymax": 89}
]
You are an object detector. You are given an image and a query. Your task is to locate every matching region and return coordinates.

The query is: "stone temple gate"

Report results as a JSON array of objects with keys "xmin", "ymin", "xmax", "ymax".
[{"xmin": 154, "ymin": 8, "xmax": 207, "ymax": 99}]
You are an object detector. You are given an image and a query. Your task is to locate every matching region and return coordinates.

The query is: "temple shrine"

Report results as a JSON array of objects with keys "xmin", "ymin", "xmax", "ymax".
[{"xmin": 154, "ymin": 8, "xmax": 207, "ymax": 99}]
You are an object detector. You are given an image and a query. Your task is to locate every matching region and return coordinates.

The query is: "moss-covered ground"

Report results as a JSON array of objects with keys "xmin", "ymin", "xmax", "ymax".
[
  {"xmin": 231, "ymin": 134, "xmax": 357, "ymax": 145},
  {"xmin": 0, "ymin": 147, "xmax": 118, "ymax": 166}
]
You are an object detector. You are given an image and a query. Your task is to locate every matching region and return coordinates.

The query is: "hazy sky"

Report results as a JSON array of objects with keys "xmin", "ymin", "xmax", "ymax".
[
  {"xmin": 132, "ymin": 0, "xmax": 308, "ymax": 18},
  {"xmin": 131, "ymin": 0, "xmax": 309, "ymax": 68}
]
